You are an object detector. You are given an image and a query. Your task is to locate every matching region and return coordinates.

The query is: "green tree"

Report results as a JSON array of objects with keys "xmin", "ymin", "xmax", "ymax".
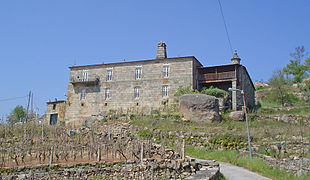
[
  {"xmin": 7, "ymin": 105, "xmax": 26, "ymax": 124},
  {"xmin": 283, "ymin": 60, "xmax": 307, "ymax": 83},
  {"xmin": 283, "ymin": 46, "xmax": 309, "ymax": 83},
  {"xmin": 301, "ymin": 79, "xmax": 310, "ymax": 106},
  {"xmin": 268, "ymin": 70, "xmax": 290, "ymax": 106}
]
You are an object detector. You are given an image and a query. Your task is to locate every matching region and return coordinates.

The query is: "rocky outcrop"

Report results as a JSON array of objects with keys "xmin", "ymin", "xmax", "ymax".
[{"xmin": 179, "ymin": 94, "xmax": 222, "ymax": 123}]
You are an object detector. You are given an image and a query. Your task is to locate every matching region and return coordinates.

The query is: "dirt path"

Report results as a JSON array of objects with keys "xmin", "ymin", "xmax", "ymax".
[{"xmin": 219, "ymin": 162, "xmax": 271, "ymax": 180}]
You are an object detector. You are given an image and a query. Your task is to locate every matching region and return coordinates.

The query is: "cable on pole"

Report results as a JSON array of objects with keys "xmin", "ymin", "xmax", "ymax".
[
  {"xmin": 0, "ymin": 95, "xmax": 28, "ymax": 102},
  {"xmin": 218, "ymin": 0, "xmax": 234, "ymax": 55}
]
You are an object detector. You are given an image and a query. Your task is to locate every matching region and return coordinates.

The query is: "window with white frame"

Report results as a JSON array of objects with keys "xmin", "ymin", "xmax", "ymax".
[
  {"xmin": 80, "ymin": 89, "xmax": 86, "ymax": 100},
  {"xmin": 134, "ymin": 87, "xmax": 140, "ymax": 98},
  {"xmin": 162, "ymin": 85, "xmax": 168, "ymax": 97},
  {"xmin": 163, "ymin": 65, "xmax": 169, "ymax": 78},
  {"xmin": 105, "ymin": 88, "xmax": 110, "ymax": 100},
  {"xmin": 135, "ymin": 67, "xmax": 142, "ymax": 80},
  {"xmin": 82, "ymin": 70, "xmax": 88, "ymax": 81},
  {"xmin": 106, "ymin": 70, "xmax": 112, "ymax": 81}
]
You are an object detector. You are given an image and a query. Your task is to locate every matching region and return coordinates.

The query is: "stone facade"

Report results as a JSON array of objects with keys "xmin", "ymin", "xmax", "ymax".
[
  {"xmin": 45, "ymin": 42, "xmax": 255, "ymax": 125},
  {"xmin": 236, "ymin": 66, "xmax": 255, "ymax": 109},
  {"xmin": 64, "ymin": 55, "xmax": 202, "ymax": 125},
  {"xmin": 45, "ymin": 100, "xmax": 66, "ymax": 125}
]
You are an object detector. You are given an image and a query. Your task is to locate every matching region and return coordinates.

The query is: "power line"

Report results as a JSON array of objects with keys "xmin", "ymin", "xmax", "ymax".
[
  {"xmin": 218, "ymin": 0, "xmax": 234, "ymax": 55},
  {"xmin": 0, "ymin": 95, "xmax": 28, "ymax": 102}
]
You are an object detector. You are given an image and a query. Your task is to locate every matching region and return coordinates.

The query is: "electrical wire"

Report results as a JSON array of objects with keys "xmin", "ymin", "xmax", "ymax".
[
  {"xmin": 218, "ymin": 0, "xmax": 234, "ymax": 55},
  {"xmin": 0, "ymin": 95, "xmax": 28, "ymax": 102}
]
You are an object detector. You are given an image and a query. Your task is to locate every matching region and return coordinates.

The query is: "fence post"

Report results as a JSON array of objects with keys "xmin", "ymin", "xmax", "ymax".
[
  {"xmin": 49, "ymin": 146, "xmax": 53, "ymax": 167},
  {"xmin": 141, "ymin": 142, "xmax": 144, "ymax": 164},
  {"xmin": 182, "ymin": 139, "xmax": 185, "ymax": 160},
  {"xmin": 97, "ymin": 145, "xmax": 101, "ymax": 162}
]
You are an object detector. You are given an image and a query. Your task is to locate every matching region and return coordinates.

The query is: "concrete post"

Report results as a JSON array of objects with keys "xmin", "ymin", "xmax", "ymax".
[
  {"xmin": 49, "ymin": 146, "xmax": 53, "ymax": 167},
  {"xmin": 232, "ymin": 81, "xmax": 237, "ymax": 111}
]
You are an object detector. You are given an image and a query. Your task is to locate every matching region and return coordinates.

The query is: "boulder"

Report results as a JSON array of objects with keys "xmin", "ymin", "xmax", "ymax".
[
  {"xmin": 229, "ymin": 111, "xmax": 245, "ymax": 121},
  {"xmin": 67, "ymin": 129, "xmax": 77, "ymax": 137},
  {"xmin": 82, "ymin": 116, "xmax": 97, "ymax": 127},
  {"xmin": 179, "ymin": 94, "xmax": 222, "ymax": 123}
]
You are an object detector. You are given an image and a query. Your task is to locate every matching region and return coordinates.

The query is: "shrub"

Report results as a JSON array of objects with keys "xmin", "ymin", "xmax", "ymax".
[
  {"xmin": 101, "ymin": 118, "xmax": 108, "ymax": 123},
  {"xmin": 172, "ymin": 113, "xmax": 181, "ymax": 120},
  {"xmin": 263, "ymin": 88, "xmax": 299, "ymax": 107},
  {"xmin": 208, "ymin": 133, "xmax": 246, "ymax": 150},
  {"xmin": 130, "ymin": 114, "xmax": 135, "ymax": 120},
  {"xmin": 201, "ymin": 86, "xmax": 229, "ymax": 98},
  {"xmin": 126, "ymin": 132, "xmax": 135, "ymax": 139},
  {"xmin": 174, "ymin": 86, "xmax": 196, "ymax": 97},
  {"xmin": 138, "ymin": 129, "xmax": 153, "ymax": 139}
]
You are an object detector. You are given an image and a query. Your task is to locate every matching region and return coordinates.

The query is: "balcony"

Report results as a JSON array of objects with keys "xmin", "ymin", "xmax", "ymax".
[
  {"xmin": 70, "ymin": 76, "xmax": 100, "ymax": 86},
  {"xmin": 199, "ymin": 71, "xmax": 236, "ymax": 82}
]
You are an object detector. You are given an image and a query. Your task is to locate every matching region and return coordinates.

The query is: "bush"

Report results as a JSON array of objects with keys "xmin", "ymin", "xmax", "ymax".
[
  {"xmin": 172, "ymin": 113, "xmax": 181, "ymax": 120},
  {"xmin": 174, "ymin": 86, "xmax": 197, "ymax": 97},
  {"xmin": 101, "ymin": 118, "xmax": 108, "ymax": 123},
  {"xmin": 126, "ymin": 132, "xmax": 135, "ymax": 139},
  {"xmin": 262, "ymin": 89, "xmax": 299, "ymax": 106},
  {"xmin": 208, "ymin": 132, "xmax": 246, "ymax": 150},
  {"xmin": 201, "ymin": 86, "xmax": 229, "ymax": 98},
  {"xmin": 130, "ymin": 114, "xmax": 135, "ymax": 120},
  {"xmin": 138, "ymin": 129, "xmax": 153, "ymax": 139}
]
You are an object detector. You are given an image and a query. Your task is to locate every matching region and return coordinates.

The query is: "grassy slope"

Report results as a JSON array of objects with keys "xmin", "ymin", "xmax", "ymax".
[{"xmin": 185, "ymin": 146, "xmax": 309, "ymax": 180}]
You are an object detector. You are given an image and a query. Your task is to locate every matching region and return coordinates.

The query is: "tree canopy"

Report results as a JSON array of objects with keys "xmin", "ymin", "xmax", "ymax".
[
  {"xmin": 283, "ymin": 46, "xmax": 310, "ymax": 83},
  {"xmin": 7, "ymin": 105, "xmax": 26, "ymax": 124}
]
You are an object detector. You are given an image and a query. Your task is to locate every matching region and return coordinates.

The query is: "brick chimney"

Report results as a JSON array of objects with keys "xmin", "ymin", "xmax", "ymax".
[
  {"xmin": 156, "ymin": 41, "xmax": 167, "ymax": 59},
  {"xmin": 231, "ymin": 50, "xmax": 241, "ymax": 64}
]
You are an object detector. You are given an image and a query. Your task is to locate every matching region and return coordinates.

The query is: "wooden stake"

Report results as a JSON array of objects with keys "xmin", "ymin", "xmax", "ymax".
[{"xmin": 182, "ymin": 139, "xmax": 185, "ymax": 160}]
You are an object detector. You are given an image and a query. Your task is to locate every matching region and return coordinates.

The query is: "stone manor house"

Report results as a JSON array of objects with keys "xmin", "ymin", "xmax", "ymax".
[{"xmin": 45, "ymin": 42, "xmax": 255, "ymax": 125}]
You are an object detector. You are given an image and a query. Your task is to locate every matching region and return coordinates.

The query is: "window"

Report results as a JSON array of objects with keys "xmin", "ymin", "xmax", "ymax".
[
  {"xmin": 162, "ymin": 85, "xmax": 168, "ymax": 97},
  {"xmin": 163, "ymin": 65, "xmax": 169, "ymax": 78},
  {"xmin": 52, "ymin": 104, "xmax": 56, "ymax": 110},
  {"xmin": 135, "ymin": 67, "xmax": 142, "ymax": 80},
  {"xmin": 80, "ymin": 89, "xmax": 86, "ymax": 100},
  {"xmin": 105, "ymin": 88, "xmax": 110, "ymax": 100},
  {"xmin": 134, "ymin": 87, "xmax": 140, "ymax": 98},
  {"xmin": 82, "ymin": 70, "xmax": 88, "ymax": 81},
  {"xmin": 106, "ymin": 70, "xmax": 112, "ymax": 81}
]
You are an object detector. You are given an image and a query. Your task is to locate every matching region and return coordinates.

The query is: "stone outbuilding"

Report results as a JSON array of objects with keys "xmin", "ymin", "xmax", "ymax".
[{"xmin": 45, "ymin": 99, "xmax": 66, "ymax": 125}]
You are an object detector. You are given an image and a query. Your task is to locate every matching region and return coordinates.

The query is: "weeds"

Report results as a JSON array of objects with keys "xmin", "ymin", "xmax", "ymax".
[{"xmin": 185, "ymin": 146, "xmax": 310, "ymax": 180}]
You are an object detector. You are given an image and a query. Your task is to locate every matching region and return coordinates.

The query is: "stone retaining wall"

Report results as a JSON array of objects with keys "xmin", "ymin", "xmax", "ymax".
[{"xmin": 0, "ymin": 157, "xmax": 220, "ymax": 180}]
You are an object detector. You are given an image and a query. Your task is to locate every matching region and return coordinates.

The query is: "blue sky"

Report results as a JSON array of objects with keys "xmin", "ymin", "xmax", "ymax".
[{"xmin": 0, "ymin": 0, "xmax": 309, "ymax": 118}]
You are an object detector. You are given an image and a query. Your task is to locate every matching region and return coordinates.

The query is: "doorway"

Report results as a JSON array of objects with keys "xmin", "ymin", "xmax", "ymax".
[{"xmin": 50, "ymin": 114, "xmax": 58, "ymax": 125}]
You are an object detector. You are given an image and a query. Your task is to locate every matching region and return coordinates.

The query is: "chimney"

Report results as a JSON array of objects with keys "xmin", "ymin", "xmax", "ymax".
[
  {"xmin": 156, "ymin": 41, "xmax": 167, "ymax": 59},
  {"xmin": 231, "ymin": 50, "xmax": 241, "ymax": 64}
]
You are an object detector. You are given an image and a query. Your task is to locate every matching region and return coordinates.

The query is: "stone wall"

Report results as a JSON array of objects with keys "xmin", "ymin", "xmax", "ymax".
[
  {"xmin": 0, "ymin": 159, "xmax": 219, "ymax": 180},
  {"xmin": 237, "ymin": 66, "xmax": 255, "ymax": 109},
  {"xmin": 65, "ymin": 57, "xmax": 199, "ymax": 125}
]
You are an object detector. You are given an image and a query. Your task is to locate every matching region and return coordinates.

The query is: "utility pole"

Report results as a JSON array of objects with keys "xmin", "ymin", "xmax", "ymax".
[
  {"xmin": 31, "ymin": 92, "xmax": 34, "ymax": 117},
  {"xmin": 229, "ymin": 88, "xmax": 253, "ymax": 159},
  {"xmin": 25, "ymin": 91, "xmax": 31, "ymax": 123},
  {"xmin": 24, "ymin": 90, "xmax": 31, "ymax": 140}
]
